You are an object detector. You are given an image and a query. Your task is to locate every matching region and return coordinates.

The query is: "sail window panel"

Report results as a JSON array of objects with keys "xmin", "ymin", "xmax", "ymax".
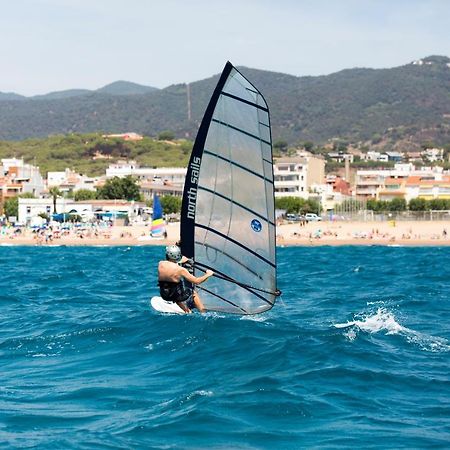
[
  {"xmin": 214, "ymin": 96, "xmax": 262, "ymax": 141},
  {"xmin": 194, "ymin": 231, "xmax": 265, "ymax": 289},
  {"xmin": 265, "ymin": 181, "xmax": 275, "ymax": 225},
  {"xmin": 231, "ymin": 165, "xmax": 268, "ymax": 217},
  {"xmin": 261, "ymin": 142, "xmax": 272, "ymax": 163},
  {"xmin": 205, "ymin": 122, "xmax": 267, "ymax": 179},
  {"xmin": 257, "ymin": 109, "xmax": 270, "ymax": 128},
  {"xmin": 198, "ymin": 157, "xmax": 268, "ymax": 220},
  {"xmin": 196, "ymin": 193, "xmax": 271, "ymax": 250},
  {"xmin": 255, "ymin": 93, "xmax": 269, "ymax": 110},
  {"xmin": 223, "ymin": 70, "xmax": 260, "ymax": 105},
  {"xmin": 258, "ymin": 121, "xmax": 271, "ymax": 143},
  {"xmin": 267, "ymin": 222, "xmax": 276, "ymax": 262},
  {"xmin": 227, "ymin": 203, "xmax": 275, "ymax": 264},
  {"xmin": 194, "ymin": 189, "xmax": 224, "ymax": 231},
  {"xmin": 197, "ymin": 154, "xmax": 232, "ymax": 198},
  {"xmin": 263, "ymin": 160, "xmax": 274, "ymax": 183},
  {"xmin": 194, "ymin": 229, "xmax": 275, "ymax": 292}
]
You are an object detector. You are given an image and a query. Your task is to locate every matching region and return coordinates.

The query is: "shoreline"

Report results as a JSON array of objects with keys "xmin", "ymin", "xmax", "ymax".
[{"xmin": 1, "ymin": 221, "xmax": 449, "ymax": 247}]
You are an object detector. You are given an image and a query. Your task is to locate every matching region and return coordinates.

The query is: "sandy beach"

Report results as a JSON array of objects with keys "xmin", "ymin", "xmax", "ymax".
[{"xmin": 1, "ymin": 220, "xmax": 449, "ymax": 247}]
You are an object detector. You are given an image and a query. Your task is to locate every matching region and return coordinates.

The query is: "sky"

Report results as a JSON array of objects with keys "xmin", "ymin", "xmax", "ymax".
[{"xmin": 1, "ymin": 0, "xmax": 449, "ymax": 96}]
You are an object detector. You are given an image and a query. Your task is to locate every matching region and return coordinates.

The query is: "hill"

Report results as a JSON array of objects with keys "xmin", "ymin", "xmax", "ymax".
[
  {"xmin": 0, "ymin": 133, "xmax": 192, "ymax": 176},
  {"xmin": 96, "ymin": 81, "xmax": 158, "ymax": 95},
  {"xmin": 0, "ymin": 56, "xmax": 449, "ymax": 149}
]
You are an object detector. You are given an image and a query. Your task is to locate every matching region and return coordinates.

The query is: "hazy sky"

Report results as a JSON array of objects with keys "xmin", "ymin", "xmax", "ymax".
[{"xmin": 1, "ymin": 0, "xmax": 449, "ymax": 95}]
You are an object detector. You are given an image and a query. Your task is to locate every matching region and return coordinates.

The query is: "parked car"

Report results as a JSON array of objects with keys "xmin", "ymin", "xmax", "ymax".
[
  {"xmin": 305, "ymin": 213, "xmax": 322, "ymax": 222},
  {"xmin": 285, "ymin": 213, "xmax": 300, "ymax": 222},
  {"xmin": 285, "ymin": 213, "xmax": 306, "ymax": 222}
]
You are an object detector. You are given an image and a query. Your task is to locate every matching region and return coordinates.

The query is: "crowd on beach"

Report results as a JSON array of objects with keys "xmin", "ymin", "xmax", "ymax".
[
  {"xmin": 1, "ymin": 219, "xmax": 449, "ymax": 247},
  {"xmin": 276, "ymin": 221, "xmax": 449, "ymax": 246}
]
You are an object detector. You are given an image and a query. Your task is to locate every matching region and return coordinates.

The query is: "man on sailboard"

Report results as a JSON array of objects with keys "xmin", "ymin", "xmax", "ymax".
[{"xmin": 158, "ymin": 245, "xmax": 213, "ymax": 313}]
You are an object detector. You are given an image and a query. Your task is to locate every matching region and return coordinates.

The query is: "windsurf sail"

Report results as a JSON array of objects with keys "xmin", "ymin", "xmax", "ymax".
[
  {"xmin": 151, "ymin": 194, "xmax": 165, "ymax": 238},
  {"xmin": 181, "ymin": 61, "xmax": 279, "ymax": 315}
]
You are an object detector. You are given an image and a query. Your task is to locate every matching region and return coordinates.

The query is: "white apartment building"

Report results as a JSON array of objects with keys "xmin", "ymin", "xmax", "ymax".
[
  {"xmin": 0, "ymin": 158, "xmax": 45, "ymax": 197},
  {"xmin": 17, "ymin": 198, "xmax": 145, "ymax": 224},
  {"xmin": 273, "ymin": 154, "xmax": 325, "ymax": 198},
  {"xmin": 47, "ymin": 168, "xmax": 99, "ymax": 193},
  {"xmin": 355, "ymin": 164, "xmax": 445, "ymax": 199},
  {"xmin": 421, "ymin": 148, "xmax": 444, "ymax": 162},
  {"xmin": 365, "ymin": 151, "xmax": 389, "ymax": 162},
  {"xmin": 310, "ymin": 183, "xmax": 352, "ymax": 212},
  {"xmin": 105, "ymin": 161, "xmax": 186, "ymax": 188}
]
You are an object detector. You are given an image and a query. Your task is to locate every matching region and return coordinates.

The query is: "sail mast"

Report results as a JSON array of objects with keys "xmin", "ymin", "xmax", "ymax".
[{"xmin": 180, "ymin": 62, "xmax": 234, "ymax": 259}]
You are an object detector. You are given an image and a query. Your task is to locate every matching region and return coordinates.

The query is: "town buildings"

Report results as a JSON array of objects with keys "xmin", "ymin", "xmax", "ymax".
[
  {"xmin": 355, "ymin": 164, "xmax": 448, "ymax": 201},
  {"xmin": 2, "ymin": 141, "xmax": 450, "ymax": 224},
  {"xmin": 273, "ymin": 154, "xmax": 325, "ymax": 198},
  {"xmin": 0, "ymin": 158, "xmax": 45, "ymax": 208}
]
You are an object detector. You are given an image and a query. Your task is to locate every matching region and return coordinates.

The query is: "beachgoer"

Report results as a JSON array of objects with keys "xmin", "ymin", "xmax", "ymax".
[{"xmin": 157, "ymin": 244, "xmax": 213, "ymax": 313}]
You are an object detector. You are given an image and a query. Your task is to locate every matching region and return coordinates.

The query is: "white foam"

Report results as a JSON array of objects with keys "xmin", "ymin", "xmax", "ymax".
[
  {"xmin": 334, "ymin": 308, "xmax": 450, "ymax": 353},
  {"xmin": 240, "ymin": 315, "xmax": 267, "ymax": 322}
]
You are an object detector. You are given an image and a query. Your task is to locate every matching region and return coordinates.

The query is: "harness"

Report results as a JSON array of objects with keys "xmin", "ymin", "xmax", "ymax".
[{"xmin": 158, "ymin": 279, "xmax": 192, "ymax": 303}]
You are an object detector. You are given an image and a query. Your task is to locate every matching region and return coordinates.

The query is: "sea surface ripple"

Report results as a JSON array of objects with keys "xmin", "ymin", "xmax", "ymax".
[{"xmin": 1, "ymin": 245, "xmax": 449, "ymax": 448}]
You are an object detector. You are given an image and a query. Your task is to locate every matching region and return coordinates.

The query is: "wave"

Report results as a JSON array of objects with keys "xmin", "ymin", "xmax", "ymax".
[{"xmin": 334, "ymin": 307, "xmax": 450, "ymax": 353}]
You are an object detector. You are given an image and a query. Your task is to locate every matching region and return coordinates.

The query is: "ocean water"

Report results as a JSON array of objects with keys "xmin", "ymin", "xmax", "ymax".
[{"xmin": 0, "ymin": 245, "xmax": 449, "ymax": 449}]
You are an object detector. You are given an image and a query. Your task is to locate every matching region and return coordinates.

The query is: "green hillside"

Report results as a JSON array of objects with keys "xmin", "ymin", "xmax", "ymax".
[
  {"xmin": 0, "ymin": 56, "xmax": 449, "ymax": 149},
  {"xmin": 0, "ymin": 133, "xmax": 191, "ymax": 176}
]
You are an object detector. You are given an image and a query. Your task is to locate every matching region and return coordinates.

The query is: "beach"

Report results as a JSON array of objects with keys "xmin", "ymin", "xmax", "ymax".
[{"xmin": 1, "ymin": 220, "xmax": 449, "ymax": 246}]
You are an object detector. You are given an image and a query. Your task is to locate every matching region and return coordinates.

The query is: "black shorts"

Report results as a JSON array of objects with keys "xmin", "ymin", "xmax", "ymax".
[
  {"xmin": 159, "ymin": 281, "xmax": 193, "ymax": 304},
  {"xmin": 185, "ymin": 296, "xmax": 195, "ymax": 310}
]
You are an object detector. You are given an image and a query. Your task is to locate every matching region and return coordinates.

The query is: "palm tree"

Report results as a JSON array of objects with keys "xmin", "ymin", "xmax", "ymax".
[{"xmin": 48, "ymin": 187, "xmax": 62, "ymax": 214}]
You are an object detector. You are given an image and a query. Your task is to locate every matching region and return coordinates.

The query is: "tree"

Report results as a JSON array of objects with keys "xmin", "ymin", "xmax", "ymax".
[
  {"xmin": 48, "ymin": 187, "xmax": 62, "ymax": 213},
  {"xmin": 3, "ymin": 192, "xmax": 35, "ymax": 219},
  {"xmin": 387, "ymin": 198, "xmax": 406, "ymax": 211},
  {"xmin": 275, "ymin": 197, "xmax": 306, "ymax": 214},
  {"xmin": 157, "ymin": 130, "xmax": 175, "ymax": 141},
  {"xmin": 409, "ymin": 198, "xmax": 427, "ymax": 211},
  {"xmin": 97, "ymin": 176, "xmax": 141, "ymax": 201},
  {"xmin": 303, "ymin": 141, "xmax": 314, "ymax": 153},
  {"xmin": 74, "ymin": 189, "xmax": 97, "ymax": 201},
  {"xmin": 160, "ymin": 195, "xmax": 182, "ymax": 214},
  {"xmin": 3, "ymin": 197, "xmax": 19, "ymax": 219},
  {"xmin": 273, "ymin": 140, "xmax": 288, "ymax": 153}
]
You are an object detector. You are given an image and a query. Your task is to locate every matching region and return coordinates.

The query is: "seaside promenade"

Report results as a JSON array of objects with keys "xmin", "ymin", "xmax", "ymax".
[{"xmin": 1, "ymin": 220, "xmax": 449, "ymax": 247}]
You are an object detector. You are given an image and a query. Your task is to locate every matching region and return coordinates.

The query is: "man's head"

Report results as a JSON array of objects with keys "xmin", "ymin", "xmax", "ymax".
[{"xmin": 165, "ymin": 245, "xmax": 182, "ymax": 263}]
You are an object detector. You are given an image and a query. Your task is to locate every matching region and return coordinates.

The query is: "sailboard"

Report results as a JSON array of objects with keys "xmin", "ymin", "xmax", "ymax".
[
  {"xmin": 150, "ymin": 296, "xmax": 186, "ymax": 314},
  {"xmin": 180, "ymin": 61, "xmax": 280, "ymax": 315},
  {"xmin": 150, "ymin": 194, "xmax": 166, "ymax": 239}
]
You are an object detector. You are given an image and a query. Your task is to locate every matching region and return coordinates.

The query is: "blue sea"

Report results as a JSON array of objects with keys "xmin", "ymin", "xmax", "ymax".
[{"xmin": 1, "ymin": 245, "xmax": 449, "ymax": 449}]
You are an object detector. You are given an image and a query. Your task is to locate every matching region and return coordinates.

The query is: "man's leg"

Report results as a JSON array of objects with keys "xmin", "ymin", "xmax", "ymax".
[
  {"xmin": 176, "ymin": 301, "xmax": 191, "ymax": 313},
  {"xmin": 192, "ymin": 291, "xmax": 206, "ymax": 313}
]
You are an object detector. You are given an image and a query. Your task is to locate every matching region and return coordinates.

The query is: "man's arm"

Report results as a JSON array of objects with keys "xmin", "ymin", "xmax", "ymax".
[{"xmin": 180, "ymin": 267, "xmax": 213, "ymax": 285}]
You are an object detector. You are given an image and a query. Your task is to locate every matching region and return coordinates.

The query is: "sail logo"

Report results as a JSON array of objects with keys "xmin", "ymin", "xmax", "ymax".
[
  {"xmin": 190, "ymin": 156, "xmax": 202, "ymax": 184},
  {"xmin": 251, "ymin": 219, "xmax": 262, "ymax": 232},
  {"xmin": 187, "ymin": 187, "xmax": 197, "ymax": 220}
]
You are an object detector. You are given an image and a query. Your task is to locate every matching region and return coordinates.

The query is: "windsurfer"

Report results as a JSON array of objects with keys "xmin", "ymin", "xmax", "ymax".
[{"xmin": 157, "ymin": 245, "xmax": 213, "ymax": 313}]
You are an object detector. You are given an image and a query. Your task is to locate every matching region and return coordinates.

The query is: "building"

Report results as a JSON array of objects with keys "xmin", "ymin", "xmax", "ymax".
[
  {"xmin": 0, "ymin": 159, "xmax": 45, "ymax": 210},
  {"xmin": 385, "ymin": 151, "xmax": 403, "ymax": 162},
  {"xmin": 404, "ymin": 175, "xmax": 450, "ymax": 202},
  {"xmin": 140, "ymin": 182, "xmax": 183, "ymax": 200},
  {"xmin": 273, "ymin": 154, "xmax": 325, "ymax": 198},
  {"xmin": 47, "ymin": 168, "xmax": 100, "ymax": 193},
  {"xmin": 17, "ymin": 198, "xmax": 145, "ymax": 224},
  {"xmin": 328, "ymin": 152, "xmax": 354, "ymax": 163},
  {"xmin": 105, "ymin": 161, "xmax": 186, "ymax": 188},
  {"xmin": 354, "ymin": 163, "xmax": 446, "ymax": 199},
  {"xmin": 421, "ymin": 148, "xmax": 444, "ymax": 162}
]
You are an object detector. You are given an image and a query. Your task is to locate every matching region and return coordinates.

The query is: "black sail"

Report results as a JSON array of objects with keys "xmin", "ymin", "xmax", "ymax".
[{"xmin": 181, "ymin": 62, "xmax": 277, "ymax": 314}]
